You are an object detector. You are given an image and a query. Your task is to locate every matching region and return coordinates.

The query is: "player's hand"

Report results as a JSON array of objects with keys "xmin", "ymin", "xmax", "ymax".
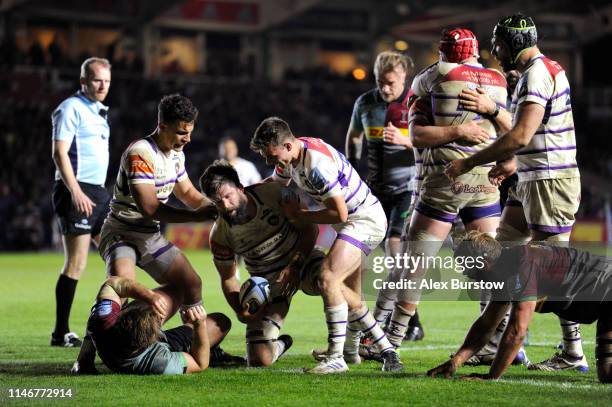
[
  {"xmin": 71, "ymin": 188, "xmax": 96, "ymax": 217},
  {"xmin": 148, "ymin": 292, "xmax": 169, "ymax": 320},
  {"xmin": 71, "ymin": 361, "xmax": 99, "ymax": 375},
  {"xmin": 383, "ymin": 122, "xmax": 412, "ymax": 147},
  {"xmin": 459, "ymin": 88, "xmax": 496, "ymax": 115},
  {"xmin": 444, "ymin": 159, "xmax": 471, "ymax": 181},
  {"xmin": 183, "ymin": 304, "xmax": 208, "ymax": 326},
  {"xmin": 488, "ymin": 158, "xmax": 516, "ymax": 186},
  {"xmin": 455, "ymin": 120, "xmax": 489, "ymax": 145},
  {"xmin": 236, "ymin": 302, "xmax": 265, "ymax": 324},
  {"xmin": 460, "ymin": 372, "xmax": 494, "ymax": 381},
  {"xmin": 276, "ymin": 265, "xmax": 300, "ymax": 298},
  {"xmin": 280, "ymin": 198, "xmax": 304, "ymax": 226},
  {"xmin": 427, "ymin": 359, "xmax": 457, "ymax": 379}
]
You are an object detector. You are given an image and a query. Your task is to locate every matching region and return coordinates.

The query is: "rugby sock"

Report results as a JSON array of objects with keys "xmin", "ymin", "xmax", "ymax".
[
  {"xmin": 352, "ymin": 304, "xmax": 394, "ymax": 354},
  {"xmin": 344, "ymin": 314, "xmax": 361, "ymax": 356},
  {"xmin": 386, "ymin": 304, "xmax": 414, "ymax": 348},
  {"xmin": 272, "ymin": 339, "xmax": 286, "ymax": 362},
  {"xmin": 560, "ymin": 318, "xmax": 584, "ymax": 358},
  {"xmin": 373, "ymin": 294, "xmax": 395, "ymax": 325},
  {"xmin": 54, "ymin": 274, "xmax": 78, "ymax": 336},
  {"xmin": 325, "ymin": 302, "xmax": 348, "ymax": 357}
]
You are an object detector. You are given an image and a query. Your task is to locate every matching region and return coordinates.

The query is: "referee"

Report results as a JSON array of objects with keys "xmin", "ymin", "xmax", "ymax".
[{"xmin": 50, "ymin": 57, "xmax": 112, "ymax": 347}]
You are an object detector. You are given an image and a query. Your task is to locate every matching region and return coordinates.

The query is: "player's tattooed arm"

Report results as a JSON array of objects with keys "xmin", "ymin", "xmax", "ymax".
[{"xmin": 488, "ymin": 301, "xmax": 535, "ymax": 379}]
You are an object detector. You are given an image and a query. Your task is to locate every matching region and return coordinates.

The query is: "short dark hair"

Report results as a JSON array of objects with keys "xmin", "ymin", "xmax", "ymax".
[
  {"xmin": 158, "ymin": 94, "xmax": 199, "ymax": 125},
  {"xmin": 199, "ymin": 160, "xmax": 242, "ymax": 198},
  {"xmin": 113, "ymin": 303, "xmax": 160, "ymax": 355},
  {"xmin": 250, "ymin": 117, "xmax": 294, "ymax": 153}
]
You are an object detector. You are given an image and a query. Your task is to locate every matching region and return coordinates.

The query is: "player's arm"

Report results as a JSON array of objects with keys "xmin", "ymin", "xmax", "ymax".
[
  {"xmin": 181, "ymin": 305, "xmax": 210, "ymax": 373},
  {"xmin": 295, "ymin": 195, "xmax": 348, "ymax": 224},
  {"xmin": 100, "ymin": 276, "xmax": 168, "ymax": 319},
  {"xmin": 345, "ymin": 125, "xmax": 364, "ymax": 169},
  {"xmin": 173, "ymin": 177, "xmax": 211, "ymax": 210},
  {"xmin": 215, "ymin": 260, "xmax": 242, "ymax": 315},
  {"xmin": 488, "ymin": 300, "xmax": 535, "ymax": 379},
  {"xmin": 408, "ymin": 96, "xmax": 489, "ymax": 148},
  {"xmin": 130, "ymin": 183, "xmax": 217, "ymax": 223},
  {"xmin": 52, "ymin": 141, "xmax": 96, "ymax": 217},
  {"xmin": 446, "ymin": 102, "xmax": 544, "ymax": 178},
  {"xmin": 427, "ymin": 301, "xmax": 510, "ymax": 378}
]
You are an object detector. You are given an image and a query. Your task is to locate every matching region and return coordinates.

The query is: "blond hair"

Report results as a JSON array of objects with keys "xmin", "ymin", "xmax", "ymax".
[
  {"xmin": 80, "ymin": 57, "xmax": 111, "ymax": 80},
  {"xmin": 374, "ymin": 51, "xmax": 413, "ymax": 78},
  {"xmin": 454, "ymin": 230, "xmax": 502, "ymax": 261}
]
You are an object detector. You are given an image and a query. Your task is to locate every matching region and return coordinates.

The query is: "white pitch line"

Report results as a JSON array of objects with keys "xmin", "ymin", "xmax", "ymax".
[{"xmin": 499, "ymin": 378, "xmax": 601, "ymax": 390}]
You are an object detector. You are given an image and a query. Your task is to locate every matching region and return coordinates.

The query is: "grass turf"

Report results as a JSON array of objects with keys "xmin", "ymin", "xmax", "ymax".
[{"xmin": 0, "ymin": 250, "xmax": 610, "ymax": 406}]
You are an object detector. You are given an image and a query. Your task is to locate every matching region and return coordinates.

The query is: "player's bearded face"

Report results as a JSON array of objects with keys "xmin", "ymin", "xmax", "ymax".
[
  {"xmin": 377, "ymin": 67, "xmax": 406, "ymax": 102},
  {"xmin": 82, "ymin": 64, "xmax": 111, "ymax": 102},
  {"xmin": 216, "ymin": 185, "xmax": 249, "ymax": 223}
]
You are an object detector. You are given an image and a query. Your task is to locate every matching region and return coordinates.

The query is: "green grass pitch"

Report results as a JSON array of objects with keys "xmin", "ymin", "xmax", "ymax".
[{"xmin": 0, "ymin": 250, "xmax": 610, "ymax": 406}]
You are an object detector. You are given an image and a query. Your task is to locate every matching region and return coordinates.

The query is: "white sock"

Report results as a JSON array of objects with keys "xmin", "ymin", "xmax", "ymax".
[
  {"xmin": 344, "ymin": 314, "xmax": 361, "ymax": 356},
  {"xmin": 386, "ymin": 303, "xmax": 414, "ymax": 348},
  {"xmin": 325, "ymin": 302, "xmax": 348, "ymax": 357},
  {"xmin": 353, "ymin": 304, "xmax": 394, "ymax": 354},
  {"xmin": 272, "ymin": 339, "xmax": 286, "ymax": 362},
  {"xmin": 373, "ymin": 294, "xmax": 395, "ymax": 325},
  {"xmin": 560, "ymin": 318, "xmax": 584, "ymax": 358}
]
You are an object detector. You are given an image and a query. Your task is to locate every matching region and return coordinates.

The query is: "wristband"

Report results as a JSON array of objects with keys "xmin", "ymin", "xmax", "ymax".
[{"xmin": 490, "ymin": 104, "xmax": 500, "ymax": 118}]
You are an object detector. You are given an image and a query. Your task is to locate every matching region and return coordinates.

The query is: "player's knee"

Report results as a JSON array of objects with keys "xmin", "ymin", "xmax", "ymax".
[
  {"xmin": 247, "ymin": 352, "xmax": 274, "ymax": 367},
  {"xmin": 496, "ymin": 222, "xmax": 530, "ymax": 243},
  {"xmin": 63, "ymin": 257, "xmax": 87, "ymax": 278},
  {"xmin": 318, "ymin": 268, "xmax": 338, "ymax": 292}
]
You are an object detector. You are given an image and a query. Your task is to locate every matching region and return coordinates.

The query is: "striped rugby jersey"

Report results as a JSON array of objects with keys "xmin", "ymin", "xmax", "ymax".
[
  {"xmin": 408, "ymin": 93, "xmax": 434, "ymax": 191},
  {"xmin": 511, "ymin": 54, "xmax": 579, "ymax": 181},
  {"xmin": 210, "ymin": 183, "xmax": 303, "ymax": 277},
  {"xmin": 411, "ymin": 61, "xmax": 507, "ymax": 179},
  {"xmin": 274, "ymin": 137, "xmax": 379, "ymax": 219},
  {"xmin": 108, "ymin": 136, "xmax": 187, "ymax": 231},
  {"xmin": 350, "ymin": 86, "xmax": 416, "ymax": 195}
]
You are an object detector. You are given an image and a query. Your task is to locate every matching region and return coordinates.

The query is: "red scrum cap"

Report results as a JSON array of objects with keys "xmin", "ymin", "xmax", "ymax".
[{"xmin": 439, "ymin": 28, "xmax": 479, "ymax": 63}]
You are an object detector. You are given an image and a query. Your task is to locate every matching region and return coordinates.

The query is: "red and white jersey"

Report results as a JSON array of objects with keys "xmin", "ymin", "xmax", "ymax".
[
  {"xmin": 511, "ymin": 54, "xmax": 579, "ymax": 181},
  {"xmin": 411, "ymin": 61, "xmax": 507, "ymax": 178},
  {"xmin": 273, "ymin": 137, "xmax": 379, "ymax": 218}
]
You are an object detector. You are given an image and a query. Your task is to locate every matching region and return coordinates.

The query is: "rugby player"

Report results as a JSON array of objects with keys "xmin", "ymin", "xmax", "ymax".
[
  {"xmin": 72, "ymin": 94, "xmax": 218, "ymax": 373},
  {"xmin": 445, "ymin": 14, "xmax": 587, "ymax": 371},
  {"xmin": 251, "ymin": 118, "xmax": 403, "ymax": 373},
  {"xmin": 83, "ymin": 276, "xmax": 234, "ymax": 374},
  {"xmin": 345, "ymin": 51, "xmax": 425, "ymax": 341},
  {"xmin": 427, "ymin": 231, "xmax": 611, "ymax": 383},
  {"xmin": 385, "ymin": 29, "xmax": 519, "ymax": 364},
  {"xmin": 200, "ymin": 161, "xmax": 322, "ymax": 367}
]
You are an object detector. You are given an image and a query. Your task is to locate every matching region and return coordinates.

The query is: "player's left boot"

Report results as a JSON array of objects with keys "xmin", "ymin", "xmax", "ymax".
[
  {"xmin": 381, "ymin": 349, "xmax": 404, "ymax": 372},
  {"xmin": 305, "ymin": 355, "xmax": 349, "ymax": 374},
  {"xmin": 51, "ymin": 332, "xmax": 82, "ymax": 347},
  {"xmin": 528, "ymin": 351, "xmax": 589, "ymax": 372},
  {"xmin": 209, "ymin": 346, "xmax": 247, "ymax": 367},
  {"xmin": 403, "ymin": 326, "xmax": 425, "ymax": 342},
  {"xmin": 311, "ymin": 348, "xmax": 361, "ymax": 365}
]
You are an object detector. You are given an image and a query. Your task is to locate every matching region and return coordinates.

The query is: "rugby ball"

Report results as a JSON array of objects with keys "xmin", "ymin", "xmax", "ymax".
[{"xmin": 239, "ymin": 276, "xmax": 270, "ymax": 314}]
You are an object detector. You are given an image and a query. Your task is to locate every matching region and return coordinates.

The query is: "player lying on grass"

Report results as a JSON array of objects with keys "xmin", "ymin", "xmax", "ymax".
[
  {"xmin": 200, "ymin": 160, "xmax": 324, "ymax": 367},
  {"xmin": 77, "ymin": 276, "xmax": 241, "ymax": 374},
  {"xmin": 427, "ymin": 231, "xmax": 612, "ymax": 383},
  {"xmin": 251, "ymin": 118, "xmax": 402, "ymax": 374}
]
